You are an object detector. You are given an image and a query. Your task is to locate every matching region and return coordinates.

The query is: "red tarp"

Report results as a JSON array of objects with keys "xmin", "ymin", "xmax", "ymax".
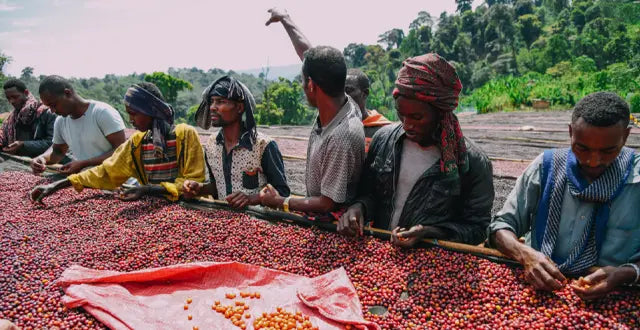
[{"xmin": 56, "ymin": 262, "xmax": 380, "ymax": 330}]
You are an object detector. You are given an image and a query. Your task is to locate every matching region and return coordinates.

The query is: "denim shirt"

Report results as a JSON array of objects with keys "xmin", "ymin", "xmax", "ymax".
[{"xmin": 489, "ymin": 153, "xmax": 640, "ymax": 266}]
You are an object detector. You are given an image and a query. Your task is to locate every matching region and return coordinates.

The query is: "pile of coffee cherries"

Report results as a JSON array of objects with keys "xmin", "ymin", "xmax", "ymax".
[{"xmin": 0, "ymin": 171, "xmax": 638, "ymax": 329}]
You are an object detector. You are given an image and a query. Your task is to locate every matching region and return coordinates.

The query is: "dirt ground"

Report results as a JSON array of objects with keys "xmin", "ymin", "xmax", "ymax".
[{"xmin": 5, "ymin": 110, "xmax": 639, "ymax": 216}]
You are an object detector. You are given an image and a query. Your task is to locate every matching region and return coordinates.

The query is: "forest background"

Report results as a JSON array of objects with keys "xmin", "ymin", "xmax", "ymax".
[{"xmin": 1, "ymin": 0, "xmax": 639, "ymax": 126}]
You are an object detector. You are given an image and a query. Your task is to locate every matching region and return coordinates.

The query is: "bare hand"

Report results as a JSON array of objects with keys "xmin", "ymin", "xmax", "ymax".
[
  {"xmin": 521, "ymin": 249, "xmax": 566, "ymax": 291},
  {"xmin": 226, "ymin": 191, "xmax": 251, "ymax": 209},
  {"xmin": 30, "ymin": 183, "xmax": 56, "ymax": 204},
  {"xmin": 59, "ymin": 160, "xmax": 85, "ymax": 174},
  {"xmin": 265, "ymin": 7, "xmax": 289, "ymax": 26},
  {"xmin": 338, "ymin": 203, "xmax": 364, "ymax": 237},
  {"xmin": 391, "ymin": 225, "xmax": 425, "ymax": 248},
  {"xmin": 571, "ymin": 266, "xmax": 631, "ymax": 300},
  {"xmin": 116, "ymin": 186, "xmax": 148, "ymax": 201},
  {"xmin": 182, "ymin": 180, "xmax": 203, "ymax": 200},
  {"xmin": 2, "ymin": 141, "xmax": 23, "ymax": 154},
  {"xmin": 259, "ymin": 184, "xmax": 282, "ymax": 208},
  {"xmin": 31, "ymin": 156, "xmax": 47, "ymax": 174},
  {"xmin": 0, "ymin": 319, "xmax": 19, "ymax": 330}
]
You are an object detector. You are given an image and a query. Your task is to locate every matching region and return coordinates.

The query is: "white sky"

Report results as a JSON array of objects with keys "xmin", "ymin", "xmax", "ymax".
[{"xmin": 0, "ymin": 0, "xmax": 470, "ymax": 78}]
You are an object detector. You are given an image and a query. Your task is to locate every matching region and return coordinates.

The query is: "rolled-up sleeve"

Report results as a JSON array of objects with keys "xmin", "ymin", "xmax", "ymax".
[{"xmin": 487, "ymin": 154, "xmax": 544, "ymax": 246}]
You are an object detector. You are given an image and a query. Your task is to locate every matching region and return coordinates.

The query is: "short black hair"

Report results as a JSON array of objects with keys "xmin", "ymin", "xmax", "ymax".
[
  {"xmin": 302, "ymin": 46, "xmax": 346, "ymax": 98},
  {"xmin": 3, "ymin": 78, "xmax": 27, "ymax": 92},
  {"xmin": 38, "ymin": 75, "xmax": 73, "ymax": 96},
  {"xmin": 572, "ymin": 92, "xmax": 630, "ymax": 127},
  {"xmin": 346, "ymin": 68, "xmax": 370, "ymax": 91},
  {"xmin": 136, "ymin": 82, "xmax": 166, "ymax": 101}
]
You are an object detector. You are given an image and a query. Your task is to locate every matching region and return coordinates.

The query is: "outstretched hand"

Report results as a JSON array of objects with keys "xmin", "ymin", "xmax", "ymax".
[{"xmin": 265, "ymin": 7, "xmax": 289, "ymax": 26}]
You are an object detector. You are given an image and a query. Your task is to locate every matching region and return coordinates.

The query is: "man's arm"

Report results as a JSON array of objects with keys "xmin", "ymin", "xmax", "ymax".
[
  {"xmin": 260, "ymin": 186, "xmax": 336, "ymax": 213},
  {"xmin": 266, "ymin": 8, "xmax": 312, "ymax": 61},
  {"xmin": 21, "ymin": 110, "xmax": 56, "ymax": 157},
  {"xmin": 261, "ymin": 141, "xmax": 290, "ymax": 197},
  {"xmin": 435, "ymin": 147, "xmax": 495, "ymax": 245}
]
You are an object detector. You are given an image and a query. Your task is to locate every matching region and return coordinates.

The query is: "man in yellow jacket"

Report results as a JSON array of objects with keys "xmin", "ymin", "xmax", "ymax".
[{"xmin": 29, "ymin": 82, "xmax": 205, "ymax": 203}]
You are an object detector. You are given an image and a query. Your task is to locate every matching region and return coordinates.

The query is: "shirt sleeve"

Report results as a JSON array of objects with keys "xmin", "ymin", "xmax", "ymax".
[
  {"xmin": 159, "ymin": 125, "xmax": 206, "ymax": 201},
  {"xmin": 21, "ymin": 110, "xmax": 56, "ymax": 157},
  {"xmin": 95, "ymin": 104, "xmax": 126, "ymax": 136},
  {"xmin": 487, "ymin": 153, "xmax": 544, "ymax": 246},
  {"xmin": 260, "ymin": 141, "xmax": 290, "ymax": 197},
  {"xmin": 320, "ymin": 128, "xmax": 365, "ymax": 204},
  {"xmin": 67, "ymin": 137, "xmax": 137, "ymax": 191},
  {"xmin": 52, "ymin": 116, "xmax": 65, "ymax": 145}
]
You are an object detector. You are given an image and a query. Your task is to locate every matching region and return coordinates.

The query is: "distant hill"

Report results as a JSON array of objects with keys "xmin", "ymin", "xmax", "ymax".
[{"xmin": 237, "ymin": 64, "xmax": 301, "ymax": 81}]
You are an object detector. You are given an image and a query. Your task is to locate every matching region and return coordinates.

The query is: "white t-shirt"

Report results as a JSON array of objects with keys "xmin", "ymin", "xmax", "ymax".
[
  {"xmin": 389, "ymin": 139, "xmax": 440, "ymax": 230},
  {"xmin": 52, "ymin": 100, "xmax": 125, "ymax": 161}
]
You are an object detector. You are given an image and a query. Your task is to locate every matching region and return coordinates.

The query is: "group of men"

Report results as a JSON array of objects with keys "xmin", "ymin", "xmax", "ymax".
[{"xmin": 0, "ymin": 8, "xmax": 634, "ymax": 304}]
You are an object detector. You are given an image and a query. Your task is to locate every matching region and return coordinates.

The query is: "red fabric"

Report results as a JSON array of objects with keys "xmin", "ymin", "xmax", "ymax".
[
  {"xmin": 57, "ymin": 262, "xmax": 379, "ymax": 330},
  {"xmin": 392, "ymin": 53, "xmax": 467, "ymax": 177},
  {"xmin": 362, "ymin": 110, "xmax": 391, "ymax": 128}
]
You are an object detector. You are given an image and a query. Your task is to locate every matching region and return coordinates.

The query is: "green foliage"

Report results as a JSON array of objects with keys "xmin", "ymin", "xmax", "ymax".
[
  {"xmin": 629, "ymin": 94, "xmax": 640, "ymax": 114},
  {"xmin": 255, "ymin": 78, "xmax": 314, "ymax": 125},
  {"xmin": 143, "ymin": 72, "xmax": 193, "ymax": 105}
]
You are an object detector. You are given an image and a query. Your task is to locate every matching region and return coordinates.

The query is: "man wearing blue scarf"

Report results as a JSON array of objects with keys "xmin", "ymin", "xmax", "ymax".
[{"xmin": 489, "ymin": 92, "xmax": 640, "ymax": 299}]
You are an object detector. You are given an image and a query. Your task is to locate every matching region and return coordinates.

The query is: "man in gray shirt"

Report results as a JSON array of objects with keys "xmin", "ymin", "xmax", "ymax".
[{"xmin": 259, "ymin": 46, "xmax": 365, "ymax": 215}]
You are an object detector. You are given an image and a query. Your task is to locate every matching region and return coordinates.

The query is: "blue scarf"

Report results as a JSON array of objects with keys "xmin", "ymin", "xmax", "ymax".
[
  {"xmin": 124, "ymin": 85, "xmax": 175, "ymax": 158},
  {"xmin": 535, "ymin": 147, "xmax": 635, "ymax": 274}
]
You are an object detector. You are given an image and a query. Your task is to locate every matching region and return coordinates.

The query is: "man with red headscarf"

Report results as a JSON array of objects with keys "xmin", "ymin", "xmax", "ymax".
[{"xmin": 338, "ymin": 53, "xmax": 495, "ymax": 246}]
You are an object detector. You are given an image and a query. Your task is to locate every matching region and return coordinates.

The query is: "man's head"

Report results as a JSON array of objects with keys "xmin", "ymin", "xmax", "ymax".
[
  {"xmin": 125, "ymin": 82, "xmax": 166, "ymax": 131},
  {"xmin": 345, "ymin": 68, "xmax": 369, "ymax": 117},
  {"xmin": 3, "ymin": 78, "xmax": 29, "ymax": 111},
  {"xmin": 301, "ymin": 46, "xmax": 346, "ymax": 107},
  {"xmin": 569, "ymin": 92, "xmax": 631, "ymax": 181},
  {"xmin": 38, "ymin": 75, "xmax": 76, "ymax": 117},
  {"xmin": 208, "ymin": 77, "xmax": 245, "ymax": 127}
]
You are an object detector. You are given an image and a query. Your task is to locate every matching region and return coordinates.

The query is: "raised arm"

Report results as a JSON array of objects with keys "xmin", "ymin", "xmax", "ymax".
[{"xmin": 265, "ymin": 8, "xmax": 312, "ymax": 61}]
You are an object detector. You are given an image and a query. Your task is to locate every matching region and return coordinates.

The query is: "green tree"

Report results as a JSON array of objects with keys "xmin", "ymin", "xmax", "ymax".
[
  {"xmin": 343, "ymin": 43, "xmax": 368, "ymax": 67},
  {"xmin": 515, "ymin": 0, "xmax": 535, "ymax": 16},
  {"xmin": 409, "ymin": 11, "xmax": 434, "ymax": 30},
  {"xmin": 517, "ymin": 14, "xmax": 543, "ymax": 48},
  {"xmin": 143, "ymin": 71, "xmax": 193, "ymax": 109},
  {"xmin": 377, "ymin": 29, "xmax": 405, "ymax": 50},
  {"xmin": 456, "ymin": 0, "xmax": 473, "ymax": 13}
]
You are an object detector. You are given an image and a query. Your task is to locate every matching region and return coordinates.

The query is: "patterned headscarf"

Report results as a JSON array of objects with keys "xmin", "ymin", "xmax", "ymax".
[
  {"xmin": 195, "ymin": 76, "xmax": 257, "ymax": 143},
  {"xmin": 0, "ymin": 94, "xmax": 48, "ymax": 146},
  {"xmin": 124, "ymin": 85, "xmax": 175, "ymax": 158},
  {"xmin": 392, "ymin": 53, "xmax": 467, "ymax": 177}
]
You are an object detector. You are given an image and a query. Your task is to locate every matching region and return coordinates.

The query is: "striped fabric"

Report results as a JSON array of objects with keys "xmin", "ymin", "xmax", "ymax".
[
  {"xmin": 539, "ymin": 147, "xmax": 635, "ymax": 274},
  {"xmin": 141, "ymin": 130, "xmax": 179, "ymax": 184}
]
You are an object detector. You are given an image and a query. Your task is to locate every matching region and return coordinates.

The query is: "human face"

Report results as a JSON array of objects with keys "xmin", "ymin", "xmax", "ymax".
[
  {"xmin": 345, "ymin": 76, "xmax": 367, "ymax": 113},
  {"xmin": 209, "ymin": 96, "xmax": 242, "ymax": 127},
  {"xmin": 4, "ymin": 87, "xmax": 29, "ymax": 111},
  {"xmin": 40, "ymin": 90, "xmax": 74, "ymax": 117},
  {"xmin": 126, "ymin": 105, "xmax": 153, "ymax": 131},
  {"xmin": 569, "ymin": 117, "xmax": 630, "ymax": 181},
  {"xmin": 395, "ymin": 96, "xmax": 439, "ymax": 146}
]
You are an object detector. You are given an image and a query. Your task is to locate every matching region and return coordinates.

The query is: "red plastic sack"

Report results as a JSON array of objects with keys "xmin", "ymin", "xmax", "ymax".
[{"xmin": 57, "ymin": 262, "xmax": 380, "ymax": 330}]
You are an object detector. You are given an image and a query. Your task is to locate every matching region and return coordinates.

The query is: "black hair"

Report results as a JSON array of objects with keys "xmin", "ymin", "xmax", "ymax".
[
  {"xmin": 572, "ymin": 92, "xmax": 630, "ymax": 127},
  {"xmin": 38, "ymin": 75, "xmax": 73, "ymax": 96},
  {"xmin": 136, "ymin": 82, "xmax": 166, "ymax": 101},
  {"xmin": 346, "ymin": 68, "xmax": 370, "ymax": 91},
  {"xmin": 3, "ymin": 78, "xmax": 27, "ymax": 92},
  {"xmin": 302, "ymin": 46, "xmax": 346, "ymax": 98}
]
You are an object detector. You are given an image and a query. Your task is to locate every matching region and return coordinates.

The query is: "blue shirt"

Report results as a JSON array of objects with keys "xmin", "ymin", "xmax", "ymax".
[{"xmin": 489, "ymin": 152, "xmax": 640, "ymax": 266}]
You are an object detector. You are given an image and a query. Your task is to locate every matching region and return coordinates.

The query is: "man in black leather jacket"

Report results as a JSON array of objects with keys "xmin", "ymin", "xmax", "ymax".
[{"xmin": 338, "ymin": 54, "xmax": 494, "ymax": 246}]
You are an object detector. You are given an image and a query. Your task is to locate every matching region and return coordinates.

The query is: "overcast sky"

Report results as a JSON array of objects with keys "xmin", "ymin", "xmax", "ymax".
[{"xmin": 0, "ymin": 0, "xmax": 473, "ymax": 78}]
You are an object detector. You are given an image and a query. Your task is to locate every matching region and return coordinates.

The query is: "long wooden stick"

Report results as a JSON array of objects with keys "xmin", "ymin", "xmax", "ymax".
[
  {"xmin": 182, "ymin": 197, "xmax": 516, "ymax": 264},
  {"xmin": 0, "ymin": 152, "xmax": 62, "ymax": 173}
]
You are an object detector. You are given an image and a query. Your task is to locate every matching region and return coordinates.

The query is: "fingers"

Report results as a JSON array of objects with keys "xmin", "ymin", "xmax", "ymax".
[
  {"xmin": 572, "ymin": 281, "xmax": 609, "ymax": 300},
  {"xmin": 337, "ymin": 214, "xmax": 356, "ymax": 236},
  {"xmin": 541, "ymin": 260, "xmax": 567, "ymax": 284},
  {"xmin": 227, "ymin": 192, "xmax": 249, "ymax": 208},
  {"xmin": 582, "ymin": 269, "xmax": 606, "ymax": 285},
  {"xmin": 528, "ymin": 264, "xmax": 563, "ymax": 291}
]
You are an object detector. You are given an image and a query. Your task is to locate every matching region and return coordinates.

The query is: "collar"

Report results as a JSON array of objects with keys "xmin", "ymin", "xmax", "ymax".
[
  {"xmin": 313, "ymin": 95, "xmax": 359, "ymax": 136},
  {"xmin": 215, "ymin": 129, "xmax": 253, "ymax": 151}
]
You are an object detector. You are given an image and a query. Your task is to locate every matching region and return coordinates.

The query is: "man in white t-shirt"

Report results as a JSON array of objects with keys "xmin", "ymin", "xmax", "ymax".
[{"xmin": 30, "ymin": 75, "xmax": 126, "ymax": 175}]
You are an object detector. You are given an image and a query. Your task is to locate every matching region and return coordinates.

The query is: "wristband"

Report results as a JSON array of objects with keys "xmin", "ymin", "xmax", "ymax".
[
  {"xmin": 620, "ymin": 263, "xmax": 640, "ymax": 285},
  {"xmin": 282, "ymin": 197, "xmax": 291, "ymax": 213}
]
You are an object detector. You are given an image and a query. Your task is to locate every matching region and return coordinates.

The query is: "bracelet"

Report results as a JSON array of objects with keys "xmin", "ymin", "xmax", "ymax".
[
  {"xmin": 620, "ymin": 263, "xmax": 640, "ymax": 285},
  {"xmin": 282, "ymin": 197, "xmax": 291, "ymax": 213}
]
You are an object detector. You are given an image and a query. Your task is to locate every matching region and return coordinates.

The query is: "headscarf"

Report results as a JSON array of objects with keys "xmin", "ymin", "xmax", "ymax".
[
  {"xmin": 124, "ymin": 85, "xmax": 175, "ymax": 158},
  {"xmin": 392, "ymin": 53, "xmax": 467, "ymax": 177},
  {"xmin": 195, "ymin": 76, "xmax": 257, "ymax": 143},
  {"xmin": 0, "ymin": 94, "xmax": 48, "ymax": 146}
]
